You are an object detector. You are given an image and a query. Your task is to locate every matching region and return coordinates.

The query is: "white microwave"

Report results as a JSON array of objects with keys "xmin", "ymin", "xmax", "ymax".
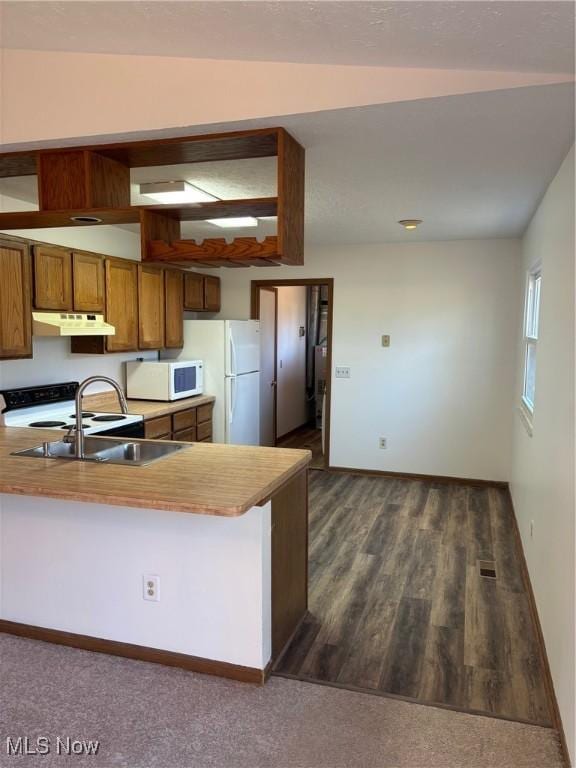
[{"xmin": 126, "ymin": 360, "xmax": 203, "ymax": 401}]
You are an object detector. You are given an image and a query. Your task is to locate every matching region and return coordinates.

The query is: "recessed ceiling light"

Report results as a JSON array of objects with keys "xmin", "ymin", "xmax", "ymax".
[
  {"xmin": 70, "ymin": 215, "xmax": 103, "ymax": 224},
  {"xmin": 207, "ymin": 217, "xmax": 258, "ymax": 228},
  {"xmin": 398, "ymin": 219, "xmax": 422, "ymax": 230},
  {"xmin": 139, "ymin": 181, "xmax": 218, "ymax": 204}
]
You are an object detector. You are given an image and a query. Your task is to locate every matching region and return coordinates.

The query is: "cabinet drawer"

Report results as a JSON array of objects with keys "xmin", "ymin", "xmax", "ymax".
[
  {"xmin": 144, "ymin": 415, "xmax": 172, "ymax": 439},
  {"xmin": 172, "ymin": 408, "xmax": 196, "ymax": 432},
  {"xmin": 197, "ymin": 403, "xmax": 213, "ymax": 424},
  {"xmin": 173, "ymin": 427, "xmax": 196, "ymax": 443},
  {"xmin": 198, "ymin": 436, "xmax": 213, "ymax": 443},
  {"xmin": 196, "ymin": 421, "xmax": 212, "ymax": 442}
]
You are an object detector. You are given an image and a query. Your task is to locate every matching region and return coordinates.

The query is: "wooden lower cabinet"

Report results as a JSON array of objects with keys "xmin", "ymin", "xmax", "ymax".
[
  {"xmin": 144, "ymin": 415, "xmax": 172, "ymax": 440},
  {"xmin": 173, "ymin": 427, "xmax": 196, "ymax": 442},
  {"xmin": 143, "ymin": 403, "xmax": 213, "ymax": 443},
  {"xmin": 0, "ymin": 239, "xmax": 32, "ymax": 360}
]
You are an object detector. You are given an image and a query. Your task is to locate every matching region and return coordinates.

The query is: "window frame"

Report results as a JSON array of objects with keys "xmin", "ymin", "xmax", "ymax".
[{"xmin": 521, "ymin": 266, "xmax": 542, "ymax": 421}]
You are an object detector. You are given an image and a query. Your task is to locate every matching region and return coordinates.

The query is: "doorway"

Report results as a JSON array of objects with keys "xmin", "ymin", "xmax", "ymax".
[{"xmin": 251, "ymin": 279, "xmax": 334, "ymax": 469}]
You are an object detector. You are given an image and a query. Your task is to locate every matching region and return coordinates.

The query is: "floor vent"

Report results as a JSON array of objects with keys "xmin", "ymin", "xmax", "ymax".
[{"xmin": 479, "ymin": 560, "xmax": 497, "ymax": 579}]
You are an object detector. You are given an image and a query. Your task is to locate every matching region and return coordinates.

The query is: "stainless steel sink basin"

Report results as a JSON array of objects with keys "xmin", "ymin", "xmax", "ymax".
[{"xmin": 11, "ymin": 436, "xmax": 190, "ymax": 466}]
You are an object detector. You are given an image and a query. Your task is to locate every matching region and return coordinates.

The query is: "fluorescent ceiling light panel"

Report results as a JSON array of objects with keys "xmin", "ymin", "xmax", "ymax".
[
  {"xmin": 208, "ymin": 217, "xmax": 258, "ymax": 228},
  {"xmin": 140, "ymin": 181, "xmax": 218, "ymax": 204}
]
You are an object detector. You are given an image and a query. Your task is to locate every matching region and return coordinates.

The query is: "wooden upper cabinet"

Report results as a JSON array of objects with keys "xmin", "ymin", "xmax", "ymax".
[
  {"xmin": 0, "ymin": 239, "xmax": 32, "ymax": 359},
  {"xmin": 138, "ymin": 264, "xmax": 165, "ymax": 350},
  {"xmin": 164, "ymin": 269, "xmax": 184, "ymax": 349},
  {"xmin": 183, "ymin": 272, "xmax": 221, "ymax": 312},
  {"xmin": 105, "ymin": 259, "xmax": 138, "ymax": 352},
  {"xmin": 204, "ymin": 276, "xmax": 221, "ymax": 312},
  {"xmin": 183, "ymin": 272, "xmax": 204, "ymax": 311},
  {"xmin": 33, "ymin": 245, "xmax": 73, "ymax": 310},
  {"xmin": 72, "ymin": 252, "xmax": 105, "ymax": 312}
]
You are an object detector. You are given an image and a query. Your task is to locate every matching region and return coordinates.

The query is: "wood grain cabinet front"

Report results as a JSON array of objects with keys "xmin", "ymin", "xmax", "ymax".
[
  {"xmin": 204, "ymin": 276, "xmax": 221, "ymax": 312},
  {"xmin": 183, "ymin": 272, "xmax": 221, "ymax": 312},
  {"xmin": 72, "ymin": 252, "xmax": 105, "ymax": 312},
  {"xmin": 144, "ymin": 415, "xmax": 172, "ymax": 439},
  {"xmin": 105, "ymin": 259, "xmax": 138, "ymax": 352},
  {"xmin": 164, "ymin": 268, "xmax": 184, "ymax": 349},
  {"xmin": 183, "ymin": 272, "xmax": 204, "ymax": 311},
  {"xmin": 33, "ymin": 245, "xmax": 73, "ymax": 310},
  {"xmin": 138, "ymin": 265, "xmax": 165, "ymax": 350},
  {"xmin": 173, "ymin": 427, "xmax": 197, "ymax": 443},
  {"xmin": 0, "ymin": 239, "xmax": 32, "ymax": 360}
]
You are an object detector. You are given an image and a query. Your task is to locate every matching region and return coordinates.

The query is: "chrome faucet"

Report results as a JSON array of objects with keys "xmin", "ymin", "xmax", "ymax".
[{"xmin": 74, "ymin": 376, "xmax": 128, "ymax": 459}]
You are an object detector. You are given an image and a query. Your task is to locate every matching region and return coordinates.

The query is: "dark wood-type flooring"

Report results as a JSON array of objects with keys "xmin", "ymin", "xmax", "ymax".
[
  {"xmin": 275, "ymin": 472, "xmax": 552, "ymax": 726},
  {"xmin": 277, "ymin": 424, "xmax": 324, "ymax": 470}
]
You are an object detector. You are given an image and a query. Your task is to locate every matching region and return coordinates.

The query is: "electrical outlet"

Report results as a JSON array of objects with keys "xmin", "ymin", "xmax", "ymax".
[
  {"xmin": 379, "ymin": 438, "xmax": 387, "ymax": 449},
  {"xmin": 335, "ymin": 366, "xmax": 351, "ymax": 379},
  {"xmin": 143, "ymin": 574, "xmax": 160, "ymax": 602}
]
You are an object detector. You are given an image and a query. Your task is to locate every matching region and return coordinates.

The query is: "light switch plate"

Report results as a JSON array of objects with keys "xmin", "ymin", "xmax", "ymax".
[
  {"xmin": 382, "ymin": 335, "xmax": 391, "ymax": 347},
  {"xmin": 335, "ymin": 366, "xmax": 351, "ymax": 378}
]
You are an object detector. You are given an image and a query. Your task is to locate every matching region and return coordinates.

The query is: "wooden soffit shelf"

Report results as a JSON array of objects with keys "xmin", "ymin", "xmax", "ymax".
[
  {"xmin": 0, "ymin": 128, "xmax": 279, "ymax": 179},
  {"xmin": 0, "ymin": 127, "xmax": 304, "ymax": 267},
  {"xmin": 0, "ymin": 198, "xmax": 277, "ymax": 230}
]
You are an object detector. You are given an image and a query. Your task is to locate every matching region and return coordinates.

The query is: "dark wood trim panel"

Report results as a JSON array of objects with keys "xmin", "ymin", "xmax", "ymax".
[
  {"xmin": 0, "ymin": 620, "xmax": 268, "ymax": 685},
  {"xmin": 251, "ymin": 278, "xmax": 334, "ymax": 470},
  {"xmin": 0, "ymin": 127, "xmax": 280, "ymax": 178},
  {"xmin": 328, "ymin": 465, "xmax": 510, "ymax": 489},
  {"xmin": 271, "ymin": 469, "xmax": 309, "ymax": 662},
  {"xmin": 505, "ymin": 489, "xmax": 572, "ymax": 767}
]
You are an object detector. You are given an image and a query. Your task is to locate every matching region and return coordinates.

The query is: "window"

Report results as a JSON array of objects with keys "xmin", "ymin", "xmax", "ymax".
[{"xmin": 522, "ymin": 268, "xmax": 541, "ymax": 416}]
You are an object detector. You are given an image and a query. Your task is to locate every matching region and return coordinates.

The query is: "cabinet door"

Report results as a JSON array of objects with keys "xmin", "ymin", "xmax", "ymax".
[
  {"xmin": 33, "ymin": 245, "xmax": 72, "ymax": 310},
  {"xmin": 164, "ymin": 268, "xmax": 184, "ymax": 349},
  {"xmin": 183, "ymin": 272, "xmax": 205, "ymax": 310},
  {"xmin": 138, "ymin": 265, "xmax": 165, "ymax": 349},
  {"xmin": 173, "ymin": 427, "xmax": 196, "ymax": 443},
  {"xmin": 72, "ymin": 252, "xmax": 105, "ymax": 312},
  {"xmin": 204, "ymin": 276, "xmax": 221, "ymax": 312},
  {"xmin": 0, "ymin": 240, "xmax": 32, "ymax": 359},
  {"xmin": 105, "ymin": 259, "xmax": 138, "ymax": 352}
]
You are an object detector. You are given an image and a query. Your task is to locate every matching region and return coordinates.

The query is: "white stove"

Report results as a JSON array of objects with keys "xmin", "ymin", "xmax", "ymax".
[{"xmin": 1, "ymin": 382, "xmax": 144, "ymax": 438}]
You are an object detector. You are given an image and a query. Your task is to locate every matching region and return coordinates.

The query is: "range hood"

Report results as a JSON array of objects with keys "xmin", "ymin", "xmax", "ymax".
[{"xmin": 32, "ymin": 312, "xmax": 116, "ymax": 337}]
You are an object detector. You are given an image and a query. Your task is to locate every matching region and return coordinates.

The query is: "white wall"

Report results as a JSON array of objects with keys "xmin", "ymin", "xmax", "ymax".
[
  {"xmin": 1, "ymin": 494, "xmax": 272, "ymax": 669},
  {"xmin": 276, "ymin": 286, "xmax": 308, "ymax": 438},
  {"xmin": 213, "ymin": 238, "xmax": 521, "ymax": 481},
  {"xmin": 510, "ymin": 146, "xmax": 575, "ymax": 760}
]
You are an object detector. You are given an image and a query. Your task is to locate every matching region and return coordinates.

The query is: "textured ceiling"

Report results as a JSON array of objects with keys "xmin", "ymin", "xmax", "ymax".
[
  {"xmin": 1, "ymin": 1, "xmax": 574, "ymax": 73},
  {"xmin": 1, "ymin": 83, "xmax": 573, "ymax": 244}
]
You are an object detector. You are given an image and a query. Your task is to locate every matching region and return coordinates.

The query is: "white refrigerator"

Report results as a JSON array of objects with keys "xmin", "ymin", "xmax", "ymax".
[{"xmin": 169, "ymin": 320, "xmax": 260, "ymax": 445}]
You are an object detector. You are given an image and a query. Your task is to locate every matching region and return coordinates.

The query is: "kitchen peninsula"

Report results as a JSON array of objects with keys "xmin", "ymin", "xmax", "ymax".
[{"xmin": 0, "ymin": 426, "xmax": 310, "ymax": 682}]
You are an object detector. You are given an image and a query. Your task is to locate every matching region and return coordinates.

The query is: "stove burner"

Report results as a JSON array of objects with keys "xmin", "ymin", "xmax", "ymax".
[
  {"xmin": 69, "ymin": 412, "xmax": 96, "ymax": 418},
  {"xmin": 28, "ymin": 420, "xmax": 67, "ymax": 428},
  {"xmin": 60, "ymin": 423, "xmax": 90, "ymax": 430},
  {"xmin": 91, "ymin": 414, "xmax": 127, "ymax": 422}
]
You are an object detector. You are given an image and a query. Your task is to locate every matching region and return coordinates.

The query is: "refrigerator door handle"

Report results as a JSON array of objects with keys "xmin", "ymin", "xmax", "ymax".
[
  {"xmin": 229, "ymin": 376, "xmax": 236, "ymax": 425},
  {"xmin": 229, "ymin": 327, "xmax": 237, "ymax": 377}
]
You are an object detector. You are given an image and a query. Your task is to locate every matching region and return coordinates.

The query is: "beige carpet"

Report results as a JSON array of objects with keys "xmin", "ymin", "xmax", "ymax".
[{"xmin": 0, "ymin": 634, "xmax": 563, "ymax": 768}]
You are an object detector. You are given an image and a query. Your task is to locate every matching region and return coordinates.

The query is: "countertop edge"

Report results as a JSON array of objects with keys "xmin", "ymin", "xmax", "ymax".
[{"xmin": 0, "ymin": 454, "xmax": 311, "ymax": 517}]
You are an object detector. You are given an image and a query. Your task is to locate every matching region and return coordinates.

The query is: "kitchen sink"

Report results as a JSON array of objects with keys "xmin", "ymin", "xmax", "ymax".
[{"xmin": 11, "ymin": 436, "xmax": 190, "ymax": 466}]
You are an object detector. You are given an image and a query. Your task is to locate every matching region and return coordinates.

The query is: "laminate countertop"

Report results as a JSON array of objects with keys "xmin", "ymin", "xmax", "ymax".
[
  {"xmin": 84, "ymin": 392, "xmax": 216, "ymax": 418},
  {"xmin": 0, "ymin": 427, "xmax": 311, "ymax": 517}
]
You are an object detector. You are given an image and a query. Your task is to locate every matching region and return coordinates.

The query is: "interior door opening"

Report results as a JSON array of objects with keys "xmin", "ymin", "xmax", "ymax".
[{"xmin": 251, "ymin": 279, "xmax": 333, "ymax": 470}]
